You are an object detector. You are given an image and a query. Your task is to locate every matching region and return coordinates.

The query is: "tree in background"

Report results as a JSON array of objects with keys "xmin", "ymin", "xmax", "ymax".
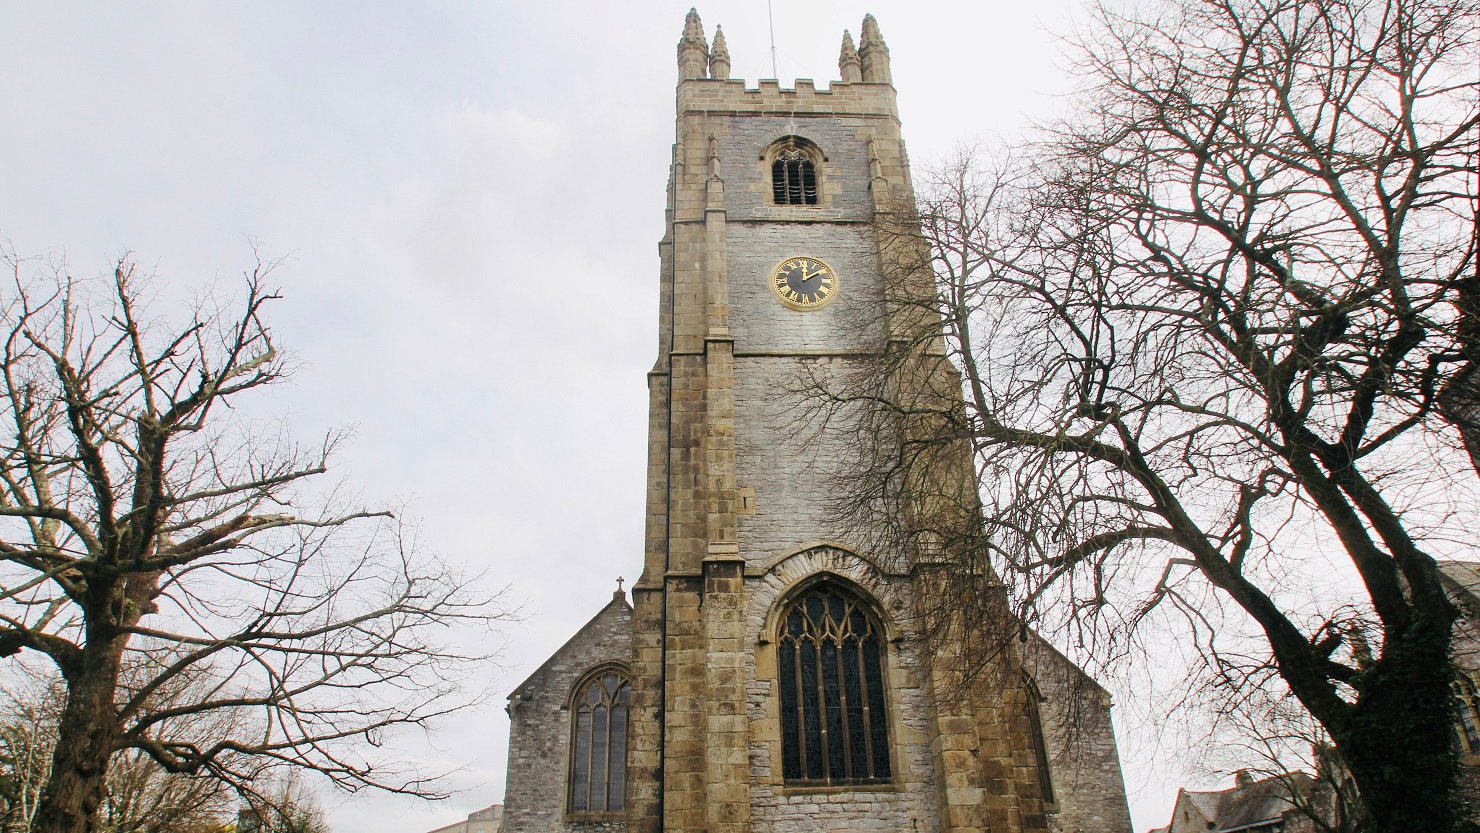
[
  {"xmin": 0, "ymin": 673, "xmax": 57, "ymax": 833},
  {"xmin": 811, "ymin": 0, "xmax": 1477, "ymax": 829},
  {"xmin": 0, "ymin": 667, "xmax": 235, "ymax": 833},
  {"xmin": 0, "ymin": 252, "xmax": 508, "ymax": 833},
  {"xmin": 238, "ymin": 772, "xmax": 329, "ymax": 833}
]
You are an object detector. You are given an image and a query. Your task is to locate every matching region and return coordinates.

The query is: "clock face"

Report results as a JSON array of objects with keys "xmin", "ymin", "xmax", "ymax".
[{"xmin": 770, "ymin": 257, "xmax": 839, "ymax": 311}]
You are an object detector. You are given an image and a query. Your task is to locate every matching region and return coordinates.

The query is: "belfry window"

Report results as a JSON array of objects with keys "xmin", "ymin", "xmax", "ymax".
[
  {"xmin": 1454, "ymin": 672, "xmax": 1480, "ymax": 754},
  {"xmin": 776, "ymin": 579, "xmax": 891, "ymax": 783},
  {"xmin": 772, "ymin": 147, "xmax": 819, "ymax": 205},
  {"xmin": 569, "ymin": 668, "xmax": 630, "ymax": 815}
]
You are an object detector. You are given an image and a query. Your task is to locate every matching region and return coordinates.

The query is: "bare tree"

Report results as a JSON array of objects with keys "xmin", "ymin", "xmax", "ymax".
[
  {"xmin": 0, "ymin": 251, "xmax": 507, "ymax": 833},
  {"xmin": 807, "ymin": 0, "xmax": 1479, "ymax": 830}
]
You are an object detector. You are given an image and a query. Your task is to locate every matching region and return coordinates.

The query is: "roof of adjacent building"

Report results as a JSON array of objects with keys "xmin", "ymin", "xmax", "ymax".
[
  {"xmin": 1215, "ymin": 773, "xmax": 1311, "ymax": 829},
  {"xmin": 419, "ymin": 803, "xmax": 502, "ymax": 833},
  {"xmin": 1158, "ymin": 772, "xmax": 1313, "ymax": 833}
]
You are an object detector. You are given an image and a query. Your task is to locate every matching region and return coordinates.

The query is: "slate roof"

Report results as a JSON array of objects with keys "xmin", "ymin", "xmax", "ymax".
[
  {"xmin": 1213, "ymin": 773, "xmax": 1311, "ymax": 830},
  {"xmin": 1159, "ymin": 772, "xmax": 1313, "ymax": 833},
  {"xmin": 1183, "ymin": 789, "xmax": 1221, "ymax": 820}
]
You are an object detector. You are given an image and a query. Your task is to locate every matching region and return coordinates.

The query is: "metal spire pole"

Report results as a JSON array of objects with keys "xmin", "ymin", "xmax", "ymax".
[{"xmin": 767, "ymin": 0, "xmax": 778, "ymax": 78}]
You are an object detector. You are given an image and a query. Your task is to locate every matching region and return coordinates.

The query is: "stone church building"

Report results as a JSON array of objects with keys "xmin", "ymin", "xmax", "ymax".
[{"xmin": 500, "ymin": 12, "xmax": 1133, "ymax": 833}]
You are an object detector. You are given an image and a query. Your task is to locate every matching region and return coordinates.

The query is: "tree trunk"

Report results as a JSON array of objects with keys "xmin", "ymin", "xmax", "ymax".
[
  {"xmin": 1330, "ymin": 599, "xmax": 1459, "ymax": 833},
  {"xmin": 29, "ymin": 637, "xmax": 125, "ymax": 833}
]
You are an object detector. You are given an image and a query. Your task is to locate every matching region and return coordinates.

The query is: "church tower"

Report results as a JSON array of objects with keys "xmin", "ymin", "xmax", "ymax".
[
  {"xmin": 499, "ymin": 12, "xmax": 1131, "ymax": 833},
  {"xmin": 625, "ymin": 11, "xmax": 1126, "ymax": 833}
]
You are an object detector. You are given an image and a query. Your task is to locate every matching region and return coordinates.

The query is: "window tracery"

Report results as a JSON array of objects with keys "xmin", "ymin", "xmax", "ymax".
[
  {"xmin": 775, "ymin": 579, "xmax": 891, "ymax": 783},
  {"xmin": 568, "ymin": 667, "xmax": 630, "ymax": 815}
]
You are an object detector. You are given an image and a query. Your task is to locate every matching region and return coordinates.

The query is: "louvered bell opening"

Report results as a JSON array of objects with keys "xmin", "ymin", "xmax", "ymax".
[{"xmin": 772, "ymin": 148, "xmax": 818, "ymax": 205}]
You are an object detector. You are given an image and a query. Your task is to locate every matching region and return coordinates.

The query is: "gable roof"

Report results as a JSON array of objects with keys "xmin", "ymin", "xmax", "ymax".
[
  {"xmin": 1213, "ymin": 773, "xmax": 1310, "ymax": 830},
  {"xmin": 506, "ymin": 592, "xmax": 632, "ymax": 698},
  {"xmin": 1181, "ymin": 789, "xmax": 1221, "ymax": 821},
  {"xmin": 1160, "ymin": 773, "xmax": 1312, "ymax": 833}
]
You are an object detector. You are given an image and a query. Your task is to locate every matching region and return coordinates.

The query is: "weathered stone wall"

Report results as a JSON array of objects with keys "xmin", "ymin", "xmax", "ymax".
[
  {"xmin": 726, "ymin": 224, "xmax": 884, "ymax": 355},
  {"xmin": 502, "ymin": 597, "xmax": 633, "ymax": 833},
  {"xmin": 713, "ymin": 113, "xmax": 879, "ymax": 222},
  {"xmin": 1022, "ymin": 639, "xmax": 1135, "ymax": 833},
  {"xmin": 732, "ymin": 355, "xmax": 870, "ymax": 560}
]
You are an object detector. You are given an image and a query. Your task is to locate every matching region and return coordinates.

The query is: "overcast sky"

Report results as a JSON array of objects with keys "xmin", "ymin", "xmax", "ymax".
[{"xmin": 1, "ymin": 3, "xmax": 1203, "ymax": 831}]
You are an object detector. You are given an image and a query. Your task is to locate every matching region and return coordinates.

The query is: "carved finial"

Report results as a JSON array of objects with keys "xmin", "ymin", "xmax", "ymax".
[
  {"xmin": 839, "ymin": 31, "xmax": 862, "ymax": 83},
  {"xmin": 859, "ymin": 14, "xmax": 892, "ymax": 84},
  {"xmin": 615, "ymin": 576, "xmax": 626, "ymax": 601},
  {"xmin": 709, "ymin": 26, "xmax": 731, "ymax": 80},
  {"xmin": 678, "ymin": 8, "xmax": 710, "ymax": 81}
]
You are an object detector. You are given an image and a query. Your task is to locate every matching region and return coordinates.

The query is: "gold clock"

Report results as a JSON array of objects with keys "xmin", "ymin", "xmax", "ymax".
[{"xmin": 770, "ymin": 256, "xmax": 839, "ymax": 311}]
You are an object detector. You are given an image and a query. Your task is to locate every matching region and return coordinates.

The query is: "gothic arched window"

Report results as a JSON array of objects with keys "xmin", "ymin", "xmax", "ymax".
[
  {"xmin": 1024, "ymin": 674, "xmax": 1055, "ymax": 805},
  {"xmin": 776, "ymin": 579, "xmax": 891, "ymax": 783},
  {"xmin": 1454, "ymin": 672, "xmax": 1480, "ymax": 754},
  {"xmin": 568, "ymin": 667, "xmax": 630, "ymax": 815},
  {"xmin": 772, "ymin": 146, "xmax": 819, "ymax": 205}
]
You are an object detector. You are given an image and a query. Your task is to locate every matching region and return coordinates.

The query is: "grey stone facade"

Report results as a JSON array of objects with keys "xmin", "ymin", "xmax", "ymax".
[
  {"xmin": 502, "ymin": 594, "xmax": 632, "ymax": 833},
  {"xmin": 1022, "ymin": 639, "xmax": 1135, "ymax": 833}
]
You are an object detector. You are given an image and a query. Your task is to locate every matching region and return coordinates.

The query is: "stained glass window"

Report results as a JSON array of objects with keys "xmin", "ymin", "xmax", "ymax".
[
  {"xmin": 569, "ymin": 669, "xmax": 630, "ymax": 814},
  {"xmin": 776, "ymin": 580, "xmax": 891, "ymax": 783}
]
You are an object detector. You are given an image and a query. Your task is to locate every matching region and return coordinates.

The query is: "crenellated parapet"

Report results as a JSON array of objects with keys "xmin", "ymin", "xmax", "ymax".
[
  {"xmin": 676, "ymin": 77, "xmax": 899, "ymax": 122},
  {"xmin": 676, "ymin": 11, "xmax": 895, "ymax": 93}
]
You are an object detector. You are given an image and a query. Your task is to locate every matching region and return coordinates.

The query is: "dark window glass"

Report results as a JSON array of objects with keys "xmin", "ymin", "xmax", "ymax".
[
  {"xmin": 776, "ymin": 580, "xmax": 891, "ymax": 783},
  {"xmin": 569, "ymin": 671, "xmax": 631, "ymax": 814},
  {"xmin": 608, "ymin": 702, "xmax": 627, "ymax": 811},
  {"xmin": 772, "ymin": 148, "xmax": 819, "ymax": 205},
  {"xmin": 778, "ymin": 639, "xmax": 801, "ymax": 778},
  {"xmin": 571, "ymin": 709, "xmax": 591, "ymax": 811}
]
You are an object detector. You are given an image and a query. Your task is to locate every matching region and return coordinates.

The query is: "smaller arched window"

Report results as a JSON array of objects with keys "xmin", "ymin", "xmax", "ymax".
[
  {"xmin": 768, "ymin": 138, "xmax": 821, "ymax": 206},
  {"xmin": 568, "ymin": 667, "xmax": 630, "ymax": 816},
  {"xmin": 1454, "ymin": 672, "xmax": 1480, "ymax": 754},
  {"xmin": 1023, "ymin": 675, "xmax": 1055, "ymax": 805},
  {"xmin": 775, "ymin": 578, "xmax": 891, "ymax": 784}
]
